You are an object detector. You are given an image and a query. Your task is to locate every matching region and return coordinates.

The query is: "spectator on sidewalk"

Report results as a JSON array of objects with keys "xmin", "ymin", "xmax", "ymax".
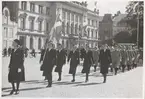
[{"xmin": 8, "ymin": 39, "xmax": 25, "ymax": 95}]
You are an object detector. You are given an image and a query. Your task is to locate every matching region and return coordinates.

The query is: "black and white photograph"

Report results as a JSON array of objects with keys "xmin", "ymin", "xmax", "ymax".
[{"xmin": 1, "ymin": 0, "xmax": 144, "ymax": 98}]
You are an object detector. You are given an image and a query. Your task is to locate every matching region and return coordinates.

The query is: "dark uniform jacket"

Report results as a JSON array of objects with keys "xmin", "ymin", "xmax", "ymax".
[
  {"xmin": 54, "ymin": 49, "xmax": 66, "ymax": 72},
  {"xmin": 67, "ymin": 50, "xmax": 79, "ymax": 74},
  {"xmin": 98, "ymin": 49, "xmax": 112, "ymax": 74},
  {"xmin": 41, "ymin": 49, "xmax": 56, "ymax": 75},
  {"xmin": 82, "ymin": 50, "xmax": 94, "ymax": 73}
]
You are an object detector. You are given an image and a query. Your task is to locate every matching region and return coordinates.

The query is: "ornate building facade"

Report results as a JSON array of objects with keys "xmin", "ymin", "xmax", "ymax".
[
  {"xmin": 2, "ymin": 1, "xmax": 99, "ymax": 51},
  {"xmin": 56, "ymin": 1, "xmax": 99, "ymax": 49},
  {"xmin": 2, "ymin": 6, "xmax": 17, "ymax": 49}
]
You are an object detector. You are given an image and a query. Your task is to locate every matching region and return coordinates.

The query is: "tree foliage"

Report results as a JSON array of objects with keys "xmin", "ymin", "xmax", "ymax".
[{"xmin": 124, "ymin": 1, "xmax": 144, "ymax": 47}]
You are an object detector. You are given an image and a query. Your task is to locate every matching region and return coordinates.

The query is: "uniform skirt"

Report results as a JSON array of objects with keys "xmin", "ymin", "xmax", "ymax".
[{"xmin": 8, "ymin": 68, "xmax": 25, "ymax": 83}]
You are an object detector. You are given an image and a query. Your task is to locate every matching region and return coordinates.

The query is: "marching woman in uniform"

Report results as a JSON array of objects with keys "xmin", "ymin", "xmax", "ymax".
[
  {"xmin": 67, "ymin": 45, "xmax": 79, "ymax": 82},
  {"xmin": 55, "ymin": 43, "xmax": 66, "ymax": 81},
  {"xmin": 98, "ymin": 44, "xmax": 112, "ymax": 83},
  {"xmin": 111, "ymin": 45, "xmax": 121, "ymax": 75},
  {"xmin": 8, "ymin": 39, "xmax": 25, "ymax": 95},
  {"xmin": 120, "ymin": 46, "xmax": 128, "ymax": 72},
  {"xmin": 82, "ymin": 45, "xmax": 94, "ymax": 82},
  {"xmin": 41, "ymin": 42, "xmax": 56, "ymax": 87},
  {"xmin": 127, "ymin": 46, "xmax": 133, "ymax": 71}
]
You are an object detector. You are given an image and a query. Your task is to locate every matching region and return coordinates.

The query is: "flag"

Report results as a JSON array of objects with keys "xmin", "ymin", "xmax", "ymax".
[{"xmin": 49, "ymin": 13, "xmax": 62, "ymax": 43}]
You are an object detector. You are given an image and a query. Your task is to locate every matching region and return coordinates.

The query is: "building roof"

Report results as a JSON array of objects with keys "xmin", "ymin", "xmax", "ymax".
[
  {"xmin": 102, "ymin": 14, "xmax": 112, "ymax": 22},
  {"xmin": 113, "ymin": 14, "xmax": 127, "ymax": 25}
]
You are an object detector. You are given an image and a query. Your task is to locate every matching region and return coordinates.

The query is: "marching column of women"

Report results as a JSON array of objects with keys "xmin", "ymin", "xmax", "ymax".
[{"xmin": 8, "ymin": 40, "xmax": 141, "ymax": 94}]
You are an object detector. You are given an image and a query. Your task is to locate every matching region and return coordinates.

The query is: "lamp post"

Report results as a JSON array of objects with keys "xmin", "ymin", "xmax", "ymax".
[{"xmin": 137, "ymin": 2, "xmax": 139, "ymax": 49}]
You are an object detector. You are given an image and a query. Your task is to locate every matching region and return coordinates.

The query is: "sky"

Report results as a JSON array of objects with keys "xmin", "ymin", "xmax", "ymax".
[{"xmin": 87, "ymin": 0, "xmax": 129, "ymax": 16}]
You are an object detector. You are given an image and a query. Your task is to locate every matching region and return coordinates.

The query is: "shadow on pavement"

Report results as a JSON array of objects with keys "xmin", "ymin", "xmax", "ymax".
[
  {"xmin": 21, "ymin": 80, "xmax": 46, "ymax": 84},
  {"xmin": 74, "ymin": 82, "xmax": 103, "ymax": 87},
  {"xmin": 2, "ymin": 94, "xmax": 12, "ymax": 97},
  {"xmin": 53, "ymin": 81, "xmax": 83, "ymax": 86},
  {"xmin": 2, "ymin": 87, "xmax": 11, "ymax": 91},
  {"xmin": 3, "ymin": 86, "xmax": 45, "ymax": 93}
]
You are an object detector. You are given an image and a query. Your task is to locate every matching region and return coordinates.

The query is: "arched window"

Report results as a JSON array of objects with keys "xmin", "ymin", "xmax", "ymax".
[
  {"xmin": 30, "ymin": 37, "xmax": 33, "ymax": 49},
  {"xmin": 5, "ymin": 10, "xmax": 9, "ymax": 24},
  {"xmin": 38, "ymin": 38, "xmax": 41, "ymax": 50}
]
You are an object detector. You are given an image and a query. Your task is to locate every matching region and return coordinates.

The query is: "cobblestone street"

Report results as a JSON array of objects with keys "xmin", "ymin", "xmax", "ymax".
[{"xmin": 2, "ymin": 55, "xmax": 143, "ymax": 98}]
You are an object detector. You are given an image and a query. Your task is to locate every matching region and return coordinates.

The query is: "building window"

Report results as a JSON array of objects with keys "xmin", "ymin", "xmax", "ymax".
[
  {"xmin": 88, "ymin": 19, "xmax": 90, "ymax": 25},
  {"xmin": 30, "ymin": 3, "xmax": 35, "ymax": 12},
  {"xmin": 21, "ymin": 1, "xmax": 27, "ymax": 10},
  {"xmin": 4, "ymin": 27, "xmax": 8, "ymax": 38},
  {"xmin": 46, "ymin": 22, "xmax": 49, "ymax": 31},
  {"xmin": 38, "ymin": 21, "xmax": 42, "ymax": 32},
  {"xmin": 67, "ymin": 22, "xmax": 69, "ymax": 34},
  {"xmin": 71, "ymin": 23, "xmax": 73, "ymax": 34},
  {"xmin": 30, "ymin": 37, "xmax": 33, "ymax": 49},
  {"xmin": 71, "ymin": 13, "xmax": 74, "ymax": 22},
  {"xmin": 29, "ymin": 19, "xmax": 34, "ymax": 31},
  {"xmin": 20, "ymin": 18, "xmax": 25, "ymax": 30},
  {"xmin": 67, "ymin": 12, "xmax": 70, "ymax": 20},
  {"xmin": 38, "ymin": 38, "xmax": 41, "ymax": 49},
  {"xmin": 75, "ymin": 15, "xmax": 78, "ymax": 23},
  {"xmin": 92, "ymin": 20, "xmax": 94, "ymax": 26},
  {"xmin": 91, "ymin": 29, "xmax": 93, "ymax": 38},
  {"xmin": 46, "ymin": 7, "xmax": 50, "ymax": 15},
  {"xmin": 96, "ymin": 21, "xmax": 98, "ymax": 27},
  {"xmin": 39, "ymin": 5, "xmax": 43, "ymax": 14},
  {"xmin": 79, "ymin": 16, "xmax": 82, "ymax": 23},
  {"xmin": 62, "ymin": 22, "xmax": 65, "ymax": 34},
  {"xmin": 9, "ymin": 28, "xmax": 13, "ymax": 38}
]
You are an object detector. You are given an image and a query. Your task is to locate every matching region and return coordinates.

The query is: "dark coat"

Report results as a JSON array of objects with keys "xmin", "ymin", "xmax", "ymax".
[
  {"xmin": 82, "ymin": 50, "xmax": 94, "ymax": 73},
  {"xmin": 54, "ymin": 49, "xmax": 66, "ymax": 73},
  {"xmin": 98, "ymin": 49, "xmax": 112, "ymax": 74},
  {"xmin": 67, "ymin": 50, "xmax": 79, "ymax": 74},
  {"xmin": 41, "ymin": 49, "xmax": 56, "ymax": 76},
  {"xmin": 39, "ymin": 49, "xmax": 45, "ymax": 63},
  {"xmin": 8, "ymin": 48, "xmax": 25, "ymax": 83}
]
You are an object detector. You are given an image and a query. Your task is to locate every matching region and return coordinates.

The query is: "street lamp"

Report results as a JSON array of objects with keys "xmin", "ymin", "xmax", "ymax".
[{"xmin": 136, "ymin": 2, "xmax": 139, "ymax": 49}]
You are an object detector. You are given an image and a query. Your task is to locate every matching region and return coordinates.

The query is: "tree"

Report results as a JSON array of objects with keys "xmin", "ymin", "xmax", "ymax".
[
  {"xmin": 125, "ymin": 1, "xmax": 144, "ymax": 47},
  {"xmin": 114, "ymin": 31, "xmax": 131, "ymax": 43}
]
